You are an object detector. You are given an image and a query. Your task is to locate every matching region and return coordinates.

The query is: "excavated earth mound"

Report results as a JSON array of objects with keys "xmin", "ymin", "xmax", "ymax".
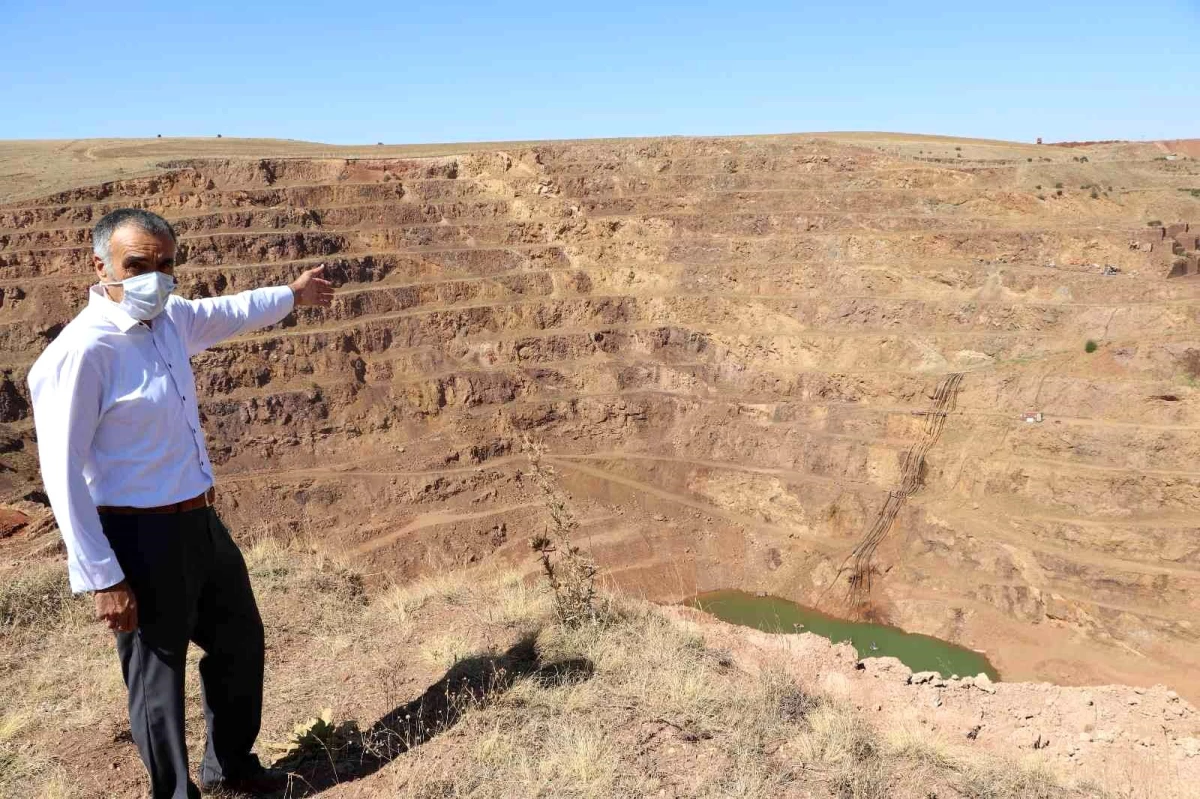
[{"xmin": 2, "ymin": 134, "xmax": 1200, "ymax": 701}]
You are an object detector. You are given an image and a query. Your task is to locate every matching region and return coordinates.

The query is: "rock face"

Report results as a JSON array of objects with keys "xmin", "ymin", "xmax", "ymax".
[
  {"xmin": 1, "ymin": 135, "xmax": 1199, "ymax": 698},
  {"xmin": 0, "ymin": 506, "xmax": 28, "ymax": 539}
]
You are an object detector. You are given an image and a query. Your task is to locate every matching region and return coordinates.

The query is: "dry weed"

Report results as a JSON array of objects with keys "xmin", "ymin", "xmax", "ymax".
[
  {"xmin": 376, "ymin": 571, "xmax": 472, "ymax": 627},
  {"xmin": 955, "ymin": 758, "xmax": 1065, "ymax": 799},
  {"xmin": 0, "ymin": 743, "xmax": 74, "ymax": 799},
  {"xmin": 0, "ymin": 558, "xmax": 124, "ymax": 754},
  {"xmin": 0, "ymin": 559, "xmax": 79, "ymax": 630},
  {"xmin": 245, "ymin": 538, "xmax": 365, "ymax": 636},
  {"xmin": 522, "ymin": 438, "xmax": 599, "ymax": 628}
]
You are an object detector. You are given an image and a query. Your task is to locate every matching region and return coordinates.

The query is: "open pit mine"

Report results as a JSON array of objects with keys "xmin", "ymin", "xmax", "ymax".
[{"xmin": 1, "ymin": 133, "xmax": 1199, "ymax": 700}]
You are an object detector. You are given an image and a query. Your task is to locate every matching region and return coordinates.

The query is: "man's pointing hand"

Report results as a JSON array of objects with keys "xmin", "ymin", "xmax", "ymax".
[{"xmin": 290, "ymin": 264, "xmax": 335, "ymax": 308}]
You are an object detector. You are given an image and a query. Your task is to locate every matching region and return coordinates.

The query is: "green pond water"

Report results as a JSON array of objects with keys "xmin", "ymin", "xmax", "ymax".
[{"xmin": 690, "ymin": 590, "xmax": 999, "ymax": 681}]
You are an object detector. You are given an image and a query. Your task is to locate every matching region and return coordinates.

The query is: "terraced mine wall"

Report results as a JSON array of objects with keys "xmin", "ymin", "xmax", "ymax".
[{"xmin": 2, "ymin": 136, "xmax": 1200, "ymax": 698}]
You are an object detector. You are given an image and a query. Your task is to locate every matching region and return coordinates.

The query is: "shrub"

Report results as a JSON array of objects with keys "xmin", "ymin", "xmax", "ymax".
[
  {"xmin": 1179, "ymin": 349, "xmax": 1200, "ymax": 380},
  {"xmin": 1090, "ymin": 188, "xmax": 1099, "ymax": 199},
  {"xmin": 1148, "ymin": 220, "xmax": 1163, "ymax": 227},
  {"xmin": 1054, "ymin": 182, "xmax": 1063, "ymax": 189},
  {"xmin": 1085, "ymin": 340, "xmax": 1098, "ymax": 353},
  {"xmin": 523, "ymin": 438, "xmax": 598, "ymax": 627},
  {"xmin": 1034, "ymin": 184, "xmax": 1042, "ymax": 190}
]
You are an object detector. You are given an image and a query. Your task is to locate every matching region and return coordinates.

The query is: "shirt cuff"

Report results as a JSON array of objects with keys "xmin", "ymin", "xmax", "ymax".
[{"xmin": 69, "ymin": 557, "xmax": 127, "ymax": 594}]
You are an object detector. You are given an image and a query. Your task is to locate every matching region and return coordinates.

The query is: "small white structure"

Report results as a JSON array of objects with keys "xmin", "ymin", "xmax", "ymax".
[{"xmin": 1021, "ymin": 412, "xmax": 1044, "ymax": 423}]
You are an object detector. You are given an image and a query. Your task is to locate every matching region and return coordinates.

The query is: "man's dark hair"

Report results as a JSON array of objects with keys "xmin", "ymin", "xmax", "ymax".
[{"xmin": 92, "ymin": 208, "xmax": 177, "ymax": 275}]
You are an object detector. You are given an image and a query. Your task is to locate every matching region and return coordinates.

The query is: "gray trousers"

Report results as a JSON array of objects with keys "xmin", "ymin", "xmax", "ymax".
[{"xmin": 100, "ymin": 506, "xmax": 265, "ymax": 799}]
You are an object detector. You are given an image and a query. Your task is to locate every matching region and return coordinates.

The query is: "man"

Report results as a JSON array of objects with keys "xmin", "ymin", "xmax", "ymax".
[{"xmin": 27, "ymin": 208, "xmax": 333, "ymax": 798}]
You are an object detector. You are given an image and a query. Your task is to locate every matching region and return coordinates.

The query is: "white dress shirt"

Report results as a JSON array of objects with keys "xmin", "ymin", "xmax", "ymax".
[{"xmin": 28, "ymin": 283, "xmax": 295, "ymax": 592}]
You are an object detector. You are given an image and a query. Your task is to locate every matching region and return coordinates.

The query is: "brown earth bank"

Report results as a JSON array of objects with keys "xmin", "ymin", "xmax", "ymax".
[{"xmin": 1, "ymin": 132, "xmax": 1200, "ymax": 721}]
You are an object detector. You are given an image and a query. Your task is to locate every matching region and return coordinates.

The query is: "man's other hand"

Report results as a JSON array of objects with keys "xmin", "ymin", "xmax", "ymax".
[
  {"xmin": 289, "ymin": 264, "xmax": 335, "ymax": 308},
  {"xmin": 95, "ymin": 581, "xmax": 138, "ymax": 632}
]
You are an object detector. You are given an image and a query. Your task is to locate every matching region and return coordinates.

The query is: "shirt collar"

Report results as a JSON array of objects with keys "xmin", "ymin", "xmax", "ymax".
[{"xmin": 87, "ymin": 284, "xmax": 142, "ymax": 333}]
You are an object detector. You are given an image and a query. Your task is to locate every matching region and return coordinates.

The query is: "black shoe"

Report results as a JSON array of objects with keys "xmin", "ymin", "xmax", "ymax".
[{"xmin": 201, "ymin": 766, "xmax": 289, "ymax": 796}]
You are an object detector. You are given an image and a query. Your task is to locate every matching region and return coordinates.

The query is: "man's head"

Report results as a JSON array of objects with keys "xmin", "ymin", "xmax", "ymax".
[{"xmin": 92, "ymin": 209, "xmax": 178, "ymax": 301}]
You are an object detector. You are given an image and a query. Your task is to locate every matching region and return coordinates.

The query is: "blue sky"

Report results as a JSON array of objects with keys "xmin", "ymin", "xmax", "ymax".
[{"xmin": 2, "ymin": 1, "xmax": 1196, "ymax": 144}]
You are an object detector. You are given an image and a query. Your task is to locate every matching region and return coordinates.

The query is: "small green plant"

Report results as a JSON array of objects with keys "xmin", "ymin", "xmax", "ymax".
[
  {"xmin": 1085, "ymin": 340, "xmax": 1098, "ymax": 354},
  {"xmin": 267, "ymin": 708, "xmax": 356, "ymax": 765},
  {"xmin": 1054, "ymin": 182, "xmax": 1063, "ymax": 189},
  {"xmin": 1034, "ymin": 184, "xmax": 1042, "ymax": 190},
  {"xmin": 1090, "ymin": 188, "xmax": 1100, "ymax": 199},
  {"xmin": 1180, "ymin": 188, "xmax": 1200, "ymax": 198}
]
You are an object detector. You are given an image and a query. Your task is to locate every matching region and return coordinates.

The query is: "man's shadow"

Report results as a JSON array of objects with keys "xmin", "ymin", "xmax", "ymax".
[{"xmin": 275, "ymin": 633, "xmax": 593, "ymax": 796}]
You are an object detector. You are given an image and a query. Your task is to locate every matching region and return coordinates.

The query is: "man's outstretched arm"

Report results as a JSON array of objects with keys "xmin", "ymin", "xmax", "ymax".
[{"xmin": 174, "ymin": 264, "xmax": 334, "ymax": 355}]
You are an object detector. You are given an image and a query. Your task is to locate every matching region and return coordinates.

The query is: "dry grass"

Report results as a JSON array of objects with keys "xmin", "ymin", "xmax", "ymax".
[
  {"xmin": 0, "ymin": 558, "xmax": 120, "ymax": 798},
  {"xmin": 0, "ymin": 539, "xmax": 1115, "ymax": 799},
  {"xmin": 0, "ymin": 558, "xmax": 81, "ymax": 630},
  {"xmin": 375, "ymin": 590, "xmax": 1104, "ymax": 799}
]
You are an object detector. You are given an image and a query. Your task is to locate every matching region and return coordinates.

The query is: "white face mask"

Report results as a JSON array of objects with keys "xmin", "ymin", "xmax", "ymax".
[{"xmin": 101, "ymin": 271, "xmax": 176, "ymax": 321}]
